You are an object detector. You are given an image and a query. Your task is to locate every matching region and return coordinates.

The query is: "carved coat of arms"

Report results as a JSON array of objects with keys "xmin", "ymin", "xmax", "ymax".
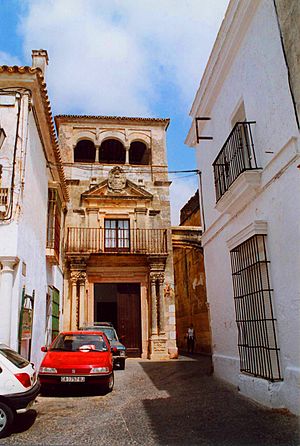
[{"xmin": 108, "ymin": 166, "xmax": 126, "ymax": 193}]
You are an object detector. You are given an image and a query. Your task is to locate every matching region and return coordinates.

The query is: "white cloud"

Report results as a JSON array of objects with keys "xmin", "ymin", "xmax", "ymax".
[
  {"xmin": 18, "ymin": 0, "xmax": 228, "ymax": 116},
  {"xmin": 0, "ymin": 51, "xmax": 22, "ymax": 66},
  {"xmin": 169, "ymin": 175, "xmax": 198, "ymax": 225}
]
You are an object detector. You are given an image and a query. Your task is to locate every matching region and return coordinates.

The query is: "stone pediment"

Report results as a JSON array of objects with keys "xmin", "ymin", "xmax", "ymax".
[{"xmin": 82, "ymin": 179, "xmax": 153, "ymax": 201}]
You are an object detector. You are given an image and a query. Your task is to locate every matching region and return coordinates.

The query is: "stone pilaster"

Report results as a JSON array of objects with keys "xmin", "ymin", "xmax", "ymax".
[
  {"xmin": 70, "ymin": 264, "xmax": 87, "ymax": 330},
  {"xmin": 0, "ymin": 257, "xmax": 18, "ymax": 345},
  {"xmin": 158, "ymin": 273, "xmax": 165, "ymax": 334}
]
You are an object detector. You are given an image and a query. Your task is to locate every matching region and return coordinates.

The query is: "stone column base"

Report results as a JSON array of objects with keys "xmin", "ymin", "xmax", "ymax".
[{"xmin": 149, "ymin": 335, "xmax": 169, "ymax": 360}]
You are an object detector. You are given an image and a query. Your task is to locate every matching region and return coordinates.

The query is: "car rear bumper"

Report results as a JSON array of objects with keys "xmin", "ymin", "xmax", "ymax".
[
  {"xmin": 3, "ymin": 380, "xmax": 41, "ymax": 411},
  {"xmin": 39, "ymin": 373, "xmax": 112, "ymax": 386}
]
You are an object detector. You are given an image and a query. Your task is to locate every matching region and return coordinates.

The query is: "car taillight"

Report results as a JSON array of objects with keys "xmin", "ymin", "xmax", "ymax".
[{"xmin": 15, "ymin": 372, "xmax": 31, "ymax": 388}]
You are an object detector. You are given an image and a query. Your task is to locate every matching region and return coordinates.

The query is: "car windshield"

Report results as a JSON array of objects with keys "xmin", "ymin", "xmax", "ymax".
[
  {"xmin": 100, "ymin": 328, "xmax": 118, "ymax": 341},
  {"xmin": 50, "ymin": 334, "xmax": 108, "ymax": 352},
  {"xmin": 0, "ymin": 346, "xmax": 30, "ymax": 368}
]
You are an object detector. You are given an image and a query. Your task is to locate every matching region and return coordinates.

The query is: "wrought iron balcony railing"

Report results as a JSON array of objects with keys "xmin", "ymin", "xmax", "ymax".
[
  {"xmin": 213, "ymin": 122, "xmax": 260, "ymax": 201},
  {"xmin": 66, "ymin": 227, "xmax": 168, "ymax": 255}
]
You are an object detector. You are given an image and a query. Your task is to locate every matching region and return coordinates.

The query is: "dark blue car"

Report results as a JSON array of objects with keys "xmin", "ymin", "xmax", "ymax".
[{"xmin": 81, "ymin": 323, "xmax": 126, "ymax": 370}]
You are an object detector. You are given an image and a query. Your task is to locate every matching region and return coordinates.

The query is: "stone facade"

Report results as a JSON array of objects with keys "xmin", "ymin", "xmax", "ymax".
[
  {"xmin": 55, "ymin": 115, "xmax": 177, "ymax": 360},
  {"xmin": 172, "ymin": 190, "xmax": 211, "ymax": 354}
]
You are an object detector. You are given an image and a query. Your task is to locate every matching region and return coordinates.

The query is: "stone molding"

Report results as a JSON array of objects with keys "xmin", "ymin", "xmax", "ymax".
[
  {"xmin": 215, "ymin": 170, "xmax": 262, "ymax": 215},
  {"xmin": 226, "ymin": 220, "xmax": 268, "ymax": 251}
]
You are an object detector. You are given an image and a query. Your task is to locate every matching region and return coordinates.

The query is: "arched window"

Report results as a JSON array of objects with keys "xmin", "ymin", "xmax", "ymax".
[
  {"xmin": 129, "ymin": 141, "xmax": 149, "ymax": 165},
  {"xmin": 100, "ymin": 139, "xmax": 125, "ymax": 164},
  {"xmin": 74, "ymin": 140, "xmax": 96, "ymax": 163}
]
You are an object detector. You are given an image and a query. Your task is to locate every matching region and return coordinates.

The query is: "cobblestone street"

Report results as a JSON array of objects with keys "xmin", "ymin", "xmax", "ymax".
[{"xmin": 1, "ymin": 356, "xmax": 299, "ymax": 446}]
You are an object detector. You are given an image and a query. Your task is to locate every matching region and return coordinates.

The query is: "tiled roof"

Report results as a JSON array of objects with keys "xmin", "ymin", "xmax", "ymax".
[
  {"xmin": 55, "ymin": 114, "xmax": 170, "ymax": 129},
  {"xmin": 0, "ymin": 65, "xmax": 69, "ymax": 201}
]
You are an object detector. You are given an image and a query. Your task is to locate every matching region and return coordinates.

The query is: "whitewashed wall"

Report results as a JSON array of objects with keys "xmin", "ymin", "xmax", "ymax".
[
  {"xmin": 192, "ymin": 0, "xmax": 300, "ymax": 414},
  {"xmin": 0, "ymin": 95, "xmax": 64, "ymax": 367}
]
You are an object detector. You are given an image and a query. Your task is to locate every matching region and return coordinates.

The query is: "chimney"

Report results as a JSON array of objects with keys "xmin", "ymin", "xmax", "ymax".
[{"xmin": 31, "ymin": 49, "xmax": 49, "ymax": 77}]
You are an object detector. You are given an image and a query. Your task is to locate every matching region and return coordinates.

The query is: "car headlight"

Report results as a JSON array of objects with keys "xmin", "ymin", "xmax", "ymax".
[
  {"xmin": 90, "ymin": 367, "xmax": 109, "ymax": 374},
  {"xmin": 39, "ymin": 367, "xmax": 57, "ymax": 373},
  {"xmin": 119, "ymin": 351, "xmax": 126, "ymax": 357}
]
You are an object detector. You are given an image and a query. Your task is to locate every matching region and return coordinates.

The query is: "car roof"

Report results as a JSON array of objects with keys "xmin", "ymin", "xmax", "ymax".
[{"xmin": 59, "ymin": 331, "xmax": 106, "ymax": 335}]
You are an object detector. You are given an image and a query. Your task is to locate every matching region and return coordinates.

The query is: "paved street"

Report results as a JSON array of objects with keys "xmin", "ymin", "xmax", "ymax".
[{"xmin": 1, "ymin": 355, "xmax": 299, "ymax": 446}]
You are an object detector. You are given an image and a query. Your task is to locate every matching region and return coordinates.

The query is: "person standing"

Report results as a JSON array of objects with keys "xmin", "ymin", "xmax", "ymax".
[{"xmin": 186, "ymin": 323, "xmax": 195, "ymax": 354}]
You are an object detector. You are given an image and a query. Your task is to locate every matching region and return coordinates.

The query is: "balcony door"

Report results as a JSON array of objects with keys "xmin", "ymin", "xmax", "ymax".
[{"xmin": 104, "ymin": 219, "xmax": 130, "ymax": 252}]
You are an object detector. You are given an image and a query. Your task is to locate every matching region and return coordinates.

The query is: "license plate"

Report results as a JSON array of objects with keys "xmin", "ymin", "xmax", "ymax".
[{"xmin": 61, "ymin": 376, "xmax": 85, "ymax": 383}]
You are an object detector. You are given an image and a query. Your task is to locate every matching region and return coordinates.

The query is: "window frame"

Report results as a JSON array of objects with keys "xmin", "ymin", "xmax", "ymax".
[{"xmin": 104, "ymin": 219, "xmax": 130, "ymax": 253}]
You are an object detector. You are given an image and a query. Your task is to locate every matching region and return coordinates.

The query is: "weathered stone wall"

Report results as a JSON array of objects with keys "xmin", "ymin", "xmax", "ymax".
[
  {"xmin": 274, "ymin": 0, "xmax": 300, "ymax": 126},
  {"xmin": 173, "ymin": 193, "xmax": 211, "ymax": 355},
  {"xmin": 173, "ymin": 244, "xmax": 211, "ymax": 354}
]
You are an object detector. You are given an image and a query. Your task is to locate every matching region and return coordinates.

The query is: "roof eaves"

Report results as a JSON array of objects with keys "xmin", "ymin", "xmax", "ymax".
[{"xmin": 0, "ymin": 65, "xmax": 69, "ymax": 202}]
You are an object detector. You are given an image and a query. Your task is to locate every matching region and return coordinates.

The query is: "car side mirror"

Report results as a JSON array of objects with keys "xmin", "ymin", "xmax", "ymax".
[
  {"xmin": 41, "ymin": 346, "xmax": 48, "ymax": 352},
  {"xmin": 112, "ymin": 347, "xmax": 118, "ymax": 353}
]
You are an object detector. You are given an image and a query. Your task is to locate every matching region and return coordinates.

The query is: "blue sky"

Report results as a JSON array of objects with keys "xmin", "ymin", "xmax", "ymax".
[{"xmin": 1, "ymin": 0, "xmax": 229, "ymax": 223}]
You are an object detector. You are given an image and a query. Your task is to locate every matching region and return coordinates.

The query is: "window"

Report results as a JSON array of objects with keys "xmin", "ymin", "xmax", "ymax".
[
  {"xmin": 104, "ymin": 219, "xmax": 130, "ymax": 252},
  {"xmin": 74, "ymin": 140, "xmax": 96, "ymax": 163},
  {"xmin": 129, "ymin": 141, "xmax": 149, "ymax": 165},
  {"xmin": 230, "ymin": 235, "xmax": 281, "ymax": 381},
  {"xmin": 213, "ymin": 121, "xmax": 258, "ymax": 201},
  {"xmin": 100, "ymin": 139, "xmax": 125, "ymax": 164},
  {"xmin": 47, "ymin": 189, "xmax": 61, "ymax": 257}
]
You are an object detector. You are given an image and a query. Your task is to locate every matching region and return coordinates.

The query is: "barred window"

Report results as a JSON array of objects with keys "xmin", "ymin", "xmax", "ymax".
[{"xmin": 230, "ymin": 235, "xmax": 281, "ymax": 381}]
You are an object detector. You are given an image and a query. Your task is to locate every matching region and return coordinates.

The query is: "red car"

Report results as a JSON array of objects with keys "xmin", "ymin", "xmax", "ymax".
[{"xmin": 39, "ymin": 331, "xmax": 114, "ymax": 393}]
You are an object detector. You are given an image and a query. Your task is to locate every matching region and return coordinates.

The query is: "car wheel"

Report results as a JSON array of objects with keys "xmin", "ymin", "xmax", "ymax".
[
  {"xmin": 0, "ymin": 402, "xmax": 14, "ymax": 438},
  {"xmin": 119, "ymin": 359, "xmax": 125, "ymax": 370}
]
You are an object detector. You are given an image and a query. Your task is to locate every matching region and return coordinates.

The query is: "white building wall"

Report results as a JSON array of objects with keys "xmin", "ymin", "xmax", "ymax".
[
  {"xmin": 15, "ymin": 111, "xmax": 49, "ymax": 366},
  {"xmin": 190, "ymin": 0, "xmax": 300, "ymax": 414},
  {"xmin": 0, "ymin": 92, "xmax": 64, "ymax": 367}
]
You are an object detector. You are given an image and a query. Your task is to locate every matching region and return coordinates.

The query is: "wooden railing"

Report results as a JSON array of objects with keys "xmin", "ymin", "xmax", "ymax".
[
  {"xmin": 0, "ymin": 188, "xmax": 9, "ymax": 206},
  {"xmin": 66, "ymin": 227, "xmax": 168, "ymax": 255}
]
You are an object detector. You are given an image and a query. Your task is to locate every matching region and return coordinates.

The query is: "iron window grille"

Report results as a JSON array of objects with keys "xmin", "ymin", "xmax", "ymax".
[
  {"xmin": 213, "ymin": 121, "xmax": 260, "ymax": 201},
  {"xmin": 230, "ymin": 234, "xmax": 282, "ymax": 381}
]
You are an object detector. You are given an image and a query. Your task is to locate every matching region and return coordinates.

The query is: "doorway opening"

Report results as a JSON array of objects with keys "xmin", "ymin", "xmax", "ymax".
[{"xmin": 94, "ymin": 283, "xmax": 141, "ymax": 357}]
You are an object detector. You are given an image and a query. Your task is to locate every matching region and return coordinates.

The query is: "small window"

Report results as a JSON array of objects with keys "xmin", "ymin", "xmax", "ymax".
[
  {"xmin": 129, "ymin": 141, "xmax": 149, "ymax": 165},
  {"xmin": 100, "ymin": 139, "xmax": 125, "ymax": 164},
  {"xmin": 230, "ymin": 235, "xmax": 281, "ymax": 381},
  {"xmin": 74, "ymin": 140, "xmax": 96, "ymax": 163}
]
